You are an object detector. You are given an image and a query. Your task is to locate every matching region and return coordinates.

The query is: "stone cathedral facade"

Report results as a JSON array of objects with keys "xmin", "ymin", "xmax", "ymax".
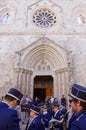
[{"xmin": 0, "ymin": 0, "xmax": 86, "ymax": 102}]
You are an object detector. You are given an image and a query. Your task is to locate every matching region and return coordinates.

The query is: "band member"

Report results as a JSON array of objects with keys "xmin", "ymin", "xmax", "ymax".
[
  {"xmin": 40, "ymin": 105, "xmax": 51, "ymax": 130},
  {"xmin": 27, "ymin": 105, "xmax": 44, "ymax": 130},
  {"xmin": 51, "ymin": 104, "xmax": 64, "ymax": 130},
  {"xmin": 68, "ymin": 83, "xmax": 86, "ymax": 130},
  {"xmin": 0, "ymin": 87, "xmax": 23, "ymax": 130},
  {"xmin": 61, "ymin": 95, "xmax": 66, "ymax": 107}
]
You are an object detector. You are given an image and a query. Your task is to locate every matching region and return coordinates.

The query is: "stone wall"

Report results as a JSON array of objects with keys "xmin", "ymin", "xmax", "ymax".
[{"xmin": 0, "ymin": 0, "xmax": 86, "ymax": 97}]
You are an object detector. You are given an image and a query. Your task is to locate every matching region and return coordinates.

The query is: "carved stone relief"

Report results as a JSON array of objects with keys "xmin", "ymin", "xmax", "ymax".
[{"xmin": 35, "ymin": 59, "xmax": 51, "ymax": 71}]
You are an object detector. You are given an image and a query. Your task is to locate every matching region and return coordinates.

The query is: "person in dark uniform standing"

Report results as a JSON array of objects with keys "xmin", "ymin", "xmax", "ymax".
[
  {"xmin": 68, "ymin": 112, "xmax": 77, "ymax": 130},
  {"xmin": 40, "ymin": 105, "xmax": 51, "ymax": 130},
  {"xmin": 0, "ymin": 87, "xmax": 23, "ymax": 130},
  {"xmin": 27, "ymin": 105, "xmax": 44, "ymax": 130},
  {"xmin": 61, "ymin": 95, "xmax": 66, "ymax": 107},
  {"xmin": 51, "ymin": 104, "xmax": 64, "ymax": 130},
  {"xmin": 68, "ymin": 83, "xmax": 86, "ymax": 130}
]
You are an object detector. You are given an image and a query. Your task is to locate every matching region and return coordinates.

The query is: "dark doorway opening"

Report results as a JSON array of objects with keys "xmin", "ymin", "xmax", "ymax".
[
  {"xmin": 34, "ymin": 88, "xmax": 46, "ymax": 101},
  {"xmin": 34, "ymin": 75, "xmax": 53, "ymax": 101}
]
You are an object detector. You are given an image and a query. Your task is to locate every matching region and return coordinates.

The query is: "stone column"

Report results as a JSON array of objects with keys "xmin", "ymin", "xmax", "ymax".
[
  {"xmin": 26, "ymin": 70, "xmax": 33, "ymax": 96},
  {"xmin": 64, "ymin": 71, "xmax": 68, "ymax": 95},
  {"xmin": 61, "ymin": 72, "xmax": 65, "ymax": 94},
  {"xmin": 14, "ymin": 68, "xmax": 23, "ymax": 91},
  {"xmin": 14, "ymin": 67, "xmax": 33, "ymax": 96},
  {"xmin": 55, "ymin": 70, "xmax": 62, "ymax": 103},
  {"xmin": 60, "ymin": 72, "xmax": 63, "ymax": 97},
  {"xmin": 18, "ymin": 69, "xmax": 23, "ymax": 91},
  {"xmin": 57, "ymin": 73, "xmax": 61, "ymax": 102},
  {"xmin": 23, "ymin": 71, "xmax": 27, "ymax": 94},
  {"xmin": 24, "ymin": 71, "xmax": 27, "ymax": 95},
  {"xmin": 20, "ymin": 70, "xmax": 25, "ymax": 94}
]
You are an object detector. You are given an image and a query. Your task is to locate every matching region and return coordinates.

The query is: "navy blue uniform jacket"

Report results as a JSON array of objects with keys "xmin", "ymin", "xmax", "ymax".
[
  {"xmin": 0, "ymin": 102, "xmax": 20, "ymax": 130},
  {"xmin": 70, "ymin": 110, "xmax": 86, "ymax": 130},
  {"xmin": 28, "ymin": 116, "xmax": 44, "ymax": 130}
]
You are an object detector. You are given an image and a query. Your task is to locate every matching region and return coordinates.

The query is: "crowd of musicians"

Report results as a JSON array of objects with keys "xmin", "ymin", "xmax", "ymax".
[
  {"xmin": 17, "ymin": 95, "xmax": 70, "ymax": 130},
  {"xmin": 1, "ymin": 84, "xmax": 86, "ymax": 130}
]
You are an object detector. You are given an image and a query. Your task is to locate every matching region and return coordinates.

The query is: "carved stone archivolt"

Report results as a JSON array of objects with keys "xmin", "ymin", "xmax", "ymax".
[
  {"xmin": 22, "ymin": 37, "xmax": 68, "ymax": 71},
  {"xmin": 15, "ymin": 37, "xmax": 73, "ymax": 99}
]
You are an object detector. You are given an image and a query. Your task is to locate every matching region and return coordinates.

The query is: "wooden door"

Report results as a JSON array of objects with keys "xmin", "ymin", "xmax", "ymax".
[
  {"xmin": 46, "ymin": 85, "xmax": 53, "ymax": 97},
  {"xmin": 34, "ymin": 76, "xmax": 53, "ymax": 99}
]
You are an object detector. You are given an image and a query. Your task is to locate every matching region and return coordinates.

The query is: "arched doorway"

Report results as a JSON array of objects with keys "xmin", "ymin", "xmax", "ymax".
[
  {"xmin": 15, "ymin": 37, "xmax": 73, "ymax": 102},
  {"xmin": 33, "ymin": 75, "xmax": 53, "ymax": 100}
]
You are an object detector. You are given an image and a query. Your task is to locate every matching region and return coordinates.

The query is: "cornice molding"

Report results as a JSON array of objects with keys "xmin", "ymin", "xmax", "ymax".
[{"xmin": 0, "ymin": 32, "xmax": 86, "ymax": 37}]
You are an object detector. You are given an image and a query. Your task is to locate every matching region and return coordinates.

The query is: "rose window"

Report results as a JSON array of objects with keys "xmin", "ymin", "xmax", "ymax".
[{"xmin": 33, "ymin": 8, "xmax": 56, "ymax": 28}]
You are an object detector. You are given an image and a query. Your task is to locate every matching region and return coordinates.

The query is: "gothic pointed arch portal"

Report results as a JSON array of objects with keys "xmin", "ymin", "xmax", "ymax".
[{"xmin": 15, "ymin": 37, "xmax": 73, "ymax": 102}]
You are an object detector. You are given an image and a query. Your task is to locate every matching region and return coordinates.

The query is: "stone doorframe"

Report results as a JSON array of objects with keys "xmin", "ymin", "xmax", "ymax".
[
  {"xmin": 31, "ymin": 69, "xmax": 73, "ymax": 101},
  {"xmin": 15, "ymin": 65, "xmax": 73, "ymax": 103},
  {"xmin": 31, "ymin": 71, "xmax": 56, "ymax": 98}
]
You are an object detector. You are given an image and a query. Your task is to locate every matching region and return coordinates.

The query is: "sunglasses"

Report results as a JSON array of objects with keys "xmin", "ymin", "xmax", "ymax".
[
  {"xmin": 69, "ymin": 99, "xmax": 75, "ymax": 103},
  {"xmin": 17, "ymin": 100, "xmax": 20, "ymax": 105}
]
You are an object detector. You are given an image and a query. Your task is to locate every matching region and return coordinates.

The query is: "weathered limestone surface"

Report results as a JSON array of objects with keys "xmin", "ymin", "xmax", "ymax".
[{"xmin": 0, "ymin": 0, "xmax": 86, "ymax": 100}]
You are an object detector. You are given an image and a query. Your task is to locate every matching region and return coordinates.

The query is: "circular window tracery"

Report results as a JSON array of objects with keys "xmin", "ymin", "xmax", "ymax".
[{"xmin": 33, "ymin": 8, "xmax": 56, "ymax": 28}]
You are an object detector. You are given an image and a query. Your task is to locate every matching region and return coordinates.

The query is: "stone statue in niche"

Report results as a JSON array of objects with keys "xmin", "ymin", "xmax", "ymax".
[
  {"xmin": 77, "ymin": 14, "xmax": 85, "ymax": 24},
  {"xmin": 2, "ymin": 13, "xmax": 11, "ymax": 24}
]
